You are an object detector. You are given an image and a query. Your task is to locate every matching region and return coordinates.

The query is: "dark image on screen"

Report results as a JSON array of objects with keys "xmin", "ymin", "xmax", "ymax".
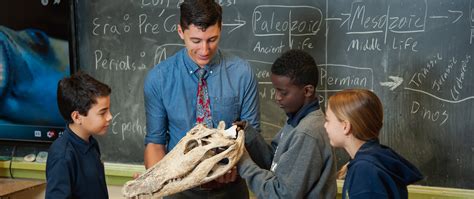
[{"xmin": 0, "ymin": 0, "xmax": 72, "ymax": 142}]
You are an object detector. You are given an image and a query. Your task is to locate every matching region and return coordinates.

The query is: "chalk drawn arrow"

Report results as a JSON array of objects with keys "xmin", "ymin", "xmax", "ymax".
[
  {"xmin": 448, "ymin": 10, "xmax": 463, "ymax": 23},
  {"xmin": 222, "ymin": 14, "xmax": 246, "ymax": 33},
  {"xmin": 380, "ymin": 76, "xmax": 403, "ymax": 90},
  {"xmin": 428, "ymin": 10, "xmax": 463, "ymax": 24}
]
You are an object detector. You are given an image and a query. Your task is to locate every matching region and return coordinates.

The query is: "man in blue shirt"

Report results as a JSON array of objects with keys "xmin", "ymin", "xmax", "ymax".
[{"xmin": 143, "ymin": 0, "xmax": 260, "ymax": 198}]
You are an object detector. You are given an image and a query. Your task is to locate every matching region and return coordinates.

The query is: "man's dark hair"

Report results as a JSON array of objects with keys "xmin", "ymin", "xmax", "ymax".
[
  {"xmin": 57, "ymin": 72, "xmax": 111, "ymax": 123},
  {"xmin": 271, "ymin": 49, "xmax": 319, "ymax": 87},
  {"xmin": 179, "ymin": 0, "xmax": 222, "ymax": 31}
]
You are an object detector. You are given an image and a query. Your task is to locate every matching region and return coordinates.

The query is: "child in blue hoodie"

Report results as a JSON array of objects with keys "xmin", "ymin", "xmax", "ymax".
[{"xmin": 324, "ymin": 89, "xmax": 423, "ymax": 199}]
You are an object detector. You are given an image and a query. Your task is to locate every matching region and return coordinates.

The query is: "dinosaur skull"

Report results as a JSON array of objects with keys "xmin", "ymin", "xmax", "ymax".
[{"xmin": 122, "ymin": 121, "xmax": 245, "ymax": 198}]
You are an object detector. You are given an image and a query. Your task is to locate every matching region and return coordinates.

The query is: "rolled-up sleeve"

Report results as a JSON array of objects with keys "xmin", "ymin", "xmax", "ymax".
[
  {"xmin": 144, "ymin": 67, "xmax": 168, "ymax": 145},
  {"xmin": 239, "ymin": 60, "xmax": 260, "ymax": 132}
]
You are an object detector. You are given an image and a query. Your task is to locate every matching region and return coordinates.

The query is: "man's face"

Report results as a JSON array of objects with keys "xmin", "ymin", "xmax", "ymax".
[
  {"xmin": 271, "ymin": 74, "xmax": 306, "ymax": 114},
  {"xmin": 178, "ymin": 24, "xmax": 221, "ymax": 67}
]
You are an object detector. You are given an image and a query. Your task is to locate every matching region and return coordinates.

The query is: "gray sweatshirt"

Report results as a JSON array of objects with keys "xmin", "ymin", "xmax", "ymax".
[{"xmin": 238, "ymin": 109, "xmax": 337, "ymax": 199}]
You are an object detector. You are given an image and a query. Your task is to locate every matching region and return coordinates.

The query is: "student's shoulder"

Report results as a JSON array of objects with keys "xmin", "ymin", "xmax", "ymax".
[
  {"xmin": 147, "ymin": 49, "xmax": 184, "ymax": 74},
  {"xmin": 220, "ymin": 50, "xmax": 252, "ymax": 71},
  {"xmin": 349, "ymin": 154, "xmax": 387, "ymax": 177},
  {"xmin": 350, "ymin": 158, "xmax": 378, "ymax": 170},
  {"xmin": 47, "ymin": 135, "xmax": 75, "ymax": 162},
  {"xmin": 144, "ymin": 53, "xmax": 184, "ymax": 87},
  {"xmin": 296, "ymin": 109, "xmax": 326, "ymax": 138}
]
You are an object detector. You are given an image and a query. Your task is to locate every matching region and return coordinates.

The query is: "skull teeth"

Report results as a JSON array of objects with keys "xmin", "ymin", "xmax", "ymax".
[{"xmin": 168, "ymin": 177, "xmax": 182, "ymax": 183}]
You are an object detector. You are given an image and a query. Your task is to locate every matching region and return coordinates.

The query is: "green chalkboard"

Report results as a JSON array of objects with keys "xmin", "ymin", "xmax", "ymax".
[{"xmin": 72, "ymin": 0, "xmax": 474, "ymax": 189}]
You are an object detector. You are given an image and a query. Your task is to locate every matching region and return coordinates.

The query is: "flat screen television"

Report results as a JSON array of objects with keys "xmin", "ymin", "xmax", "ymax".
[{"xmin": 0, "ymin": 0, "xmax": 74, "ymax": 143}]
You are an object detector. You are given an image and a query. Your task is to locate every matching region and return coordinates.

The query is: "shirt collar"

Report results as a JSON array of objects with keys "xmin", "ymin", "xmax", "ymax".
[
  {"xmin": 182, "ymin": 48, "xmax": 221, "ymax": 78},
  {"xmin": 358, "ymin": 138, "xmax": 379, "ymax": 152},
  {"xmin": 286, "ymin": 100, "xmax": 320, "ymax": 127},
  {"xmin": 65, "ymin": 125, "xmax": 98, "ymax": 154}
]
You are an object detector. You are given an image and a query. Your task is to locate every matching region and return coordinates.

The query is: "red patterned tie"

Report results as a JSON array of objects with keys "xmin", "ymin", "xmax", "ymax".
[{"xmin": 196, "ymin": 68, "xmax": 212, "ymax": 127}]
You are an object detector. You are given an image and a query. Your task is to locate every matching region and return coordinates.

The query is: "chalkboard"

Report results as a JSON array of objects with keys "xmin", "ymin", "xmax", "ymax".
[{"xmin": 72, "ymin": 0, "xmax": 474, "ymax": 189}]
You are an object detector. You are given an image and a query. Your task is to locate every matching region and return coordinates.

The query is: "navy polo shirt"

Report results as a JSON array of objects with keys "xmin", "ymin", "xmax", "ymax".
[{"xmin": 46, "ymin": 126, "xmax": 108, "ymax": 199}]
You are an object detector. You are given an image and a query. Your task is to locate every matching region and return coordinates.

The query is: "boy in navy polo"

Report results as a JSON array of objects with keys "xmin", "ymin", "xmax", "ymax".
[{"xmin": 46, "ymin": 72, "xmax": 112, "ymax": 199}]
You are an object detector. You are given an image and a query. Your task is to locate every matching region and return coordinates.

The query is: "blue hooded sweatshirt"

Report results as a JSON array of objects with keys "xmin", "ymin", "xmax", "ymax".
[{"xmin": 342, "ymin": 139, "xmax": 423, "ymax": 199}]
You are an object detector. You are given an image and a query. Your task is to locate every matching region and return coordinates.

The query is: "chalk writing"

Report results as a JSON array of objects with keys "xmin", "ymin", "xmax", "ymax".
[
  {"xmin": 406, "ymin": 53, "xmax": 474, "ymax": 103},
  {"xmin": 139, "ymin": 14, "xmax": 161, "ymax": 34},
  {"xmin": 291, "ymin": 37, "xmax": 315, "ymax": 50},
  {"xmin": 222, "ymin": 14, "xmax": 247, "ymax": 33},
  {"xmin": 94, "ymin": 49, "xmax": 147, "ymax": 71},
  {"xmin": 217, "ymin": 0, "xmax": 237, "ymax": 7},
  {"xmin": 432, "ymin": 56, "xmax": 456, "ymax": 91},
  {"xmin": 390, "ymin": 36, "xmax": 418, "ymax": 51},
  {"xmin": 336, "ymin": 0, "xmax": 429, "ymax": 52},
  {"xmin": 410, "ymin": 101, "xmax": 449, "ymax": 126},
  {"xmin": 153, "ymin": 43, "xmax": 185, "ymax": 65},
  {"xmin": 140, "ymin": 0, "xmax": 184, "ymax": 9},
  {"xmin": 254, "ymin": 68, "xmax": 271, "ymax": 80},
  {"xmin": 380, "ymin": 76, "xmax": 403, "ymax": 90},
  {"xmin": 258, "ymin": 86, "xmax": 276, "ymax": 100},
  {"xmin": 405, "ymin": 87, "xmax": 474, "ymax": 104},
  {"xmin": 253, "ymin": 6, "xmax": 322, "ymax": 36},
  {"xmin": 111, "ymin": 112, "xmax": 147, "ymax": 141},
  {"xmin": 450, "ymin": 55, "xmax": 471, "ymax": 100},
  {"xmin": 41, "ymin": 0, "xmax": 61, "ymax": 6},
  {"xmin": 141, "ymin": 0, "xmax": 172, "ymax": 8},
  {"xmin": 347, "ymin": 37, "xmax": 381, "ymax": 52},
  {"xmin": 340, "ymin": 1, "xmax": 426, "ymax": 36},
  {"xmin": 92, "ymin": 15, "xmax": 132, "ymax": 36},
  {"xmin": 253, "ymin": 40, "xmax": 285, "ymax": 54},
  {"xmin": 252, "ymin": 5, "xmax": 322, "ymax": 48},
  {"xmin": 471, "ymin": 29, "xmax": 474, "ymax": 44},
  {"xmin": 408, "ymin": 54, "xmax": 442, "ymax": 88},
  {"xmin": 319, "ymin": 64, "xmax": 373, "ymax": 92}
]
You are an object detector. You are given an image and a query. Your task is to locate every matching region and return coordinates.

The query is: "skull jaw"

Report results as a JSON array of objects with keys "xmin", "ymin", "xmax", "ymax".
[{"xmin": 122, "ymin": 122, "xmax": 245, "ymax": 198}]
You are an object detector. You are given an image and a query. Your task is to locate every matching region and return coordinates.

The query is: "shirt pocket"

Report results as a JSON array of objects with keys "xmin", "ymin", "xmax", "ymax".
[{"xmin": 212, "ymin": 96, "xmax": 240, "ymax": 126}]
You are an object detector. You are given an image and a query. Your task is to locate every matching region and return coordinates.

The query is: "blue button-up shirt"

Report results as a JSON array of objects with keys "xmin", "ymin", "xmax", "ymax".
[
  {"xmin": 46, "ymin": 126, "xmax": 108, "ymax": 199},
  {"xmin": 144, "ymin": 48, "xmax": 260, "ymax": 152}
]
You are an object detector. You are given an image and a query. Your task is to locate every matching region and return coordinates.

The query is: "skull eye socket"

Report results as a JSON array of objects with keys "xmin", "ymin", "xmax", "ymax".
[
  {"xmin": 218, "ymin": 158, "xmax": 229, "ymax": 165},
  {"xmin": 201, "ymin": 140, "xmax": 210, "ymax": 146},
  {"xmin": 206, "ymin": 157, "xmax": 230, "ymax": 177},
  {"xmin": 184, "ymin": 140, "xmax": 199, "ymax": 154}
]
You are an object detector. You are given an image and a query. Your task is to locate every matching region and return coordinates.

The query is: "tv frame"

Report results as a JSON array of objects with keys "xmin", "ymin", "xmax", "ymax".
[{"xmin": 0, "ymin": 0, "xmax": 76, "ymax": 143}]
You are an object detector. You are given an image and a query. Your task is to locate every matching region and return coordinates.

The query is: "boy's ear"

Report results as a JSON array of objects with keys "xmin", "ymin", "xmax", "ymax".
[
  {"xmin": 303, "ymin": 85, "xmax": 315, "ymax": 97},
  {"xmin": 71, "ymin": 111, "xmax": 82, "ymax": 125}
]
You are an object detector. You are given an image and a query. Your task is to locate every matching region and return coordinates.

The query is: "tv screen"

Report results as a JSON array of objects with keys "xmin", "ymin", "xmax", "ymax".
[{"xmin": 0, "ymin": 0, "xmax": 73, "ymax": 142}]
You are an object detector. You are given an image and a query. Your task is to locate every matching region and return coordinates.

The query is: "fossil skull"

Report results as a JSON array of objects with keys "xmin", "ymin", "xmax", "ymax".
[{"xmin": 122, "ymin": 121, "xmax": 245, "ymax": 198}]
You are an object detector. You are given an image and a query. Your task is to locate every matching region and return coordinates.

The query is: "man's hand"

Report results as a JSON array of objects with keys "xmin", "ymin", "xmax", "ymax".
[
  {"xmin": 233, "ymin": 121, "xmax": 247, "ymax": 132},
  {"xmin": 132, "ymin": 172, "xmax": 141, "ymax": 179},
  {"xmin": 144, "ymin": 143, "xmax": 166, "ymax": 169},
  {"xmin": 215, "ymin": 166, "xmax": 238, "ymax": 183}
]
